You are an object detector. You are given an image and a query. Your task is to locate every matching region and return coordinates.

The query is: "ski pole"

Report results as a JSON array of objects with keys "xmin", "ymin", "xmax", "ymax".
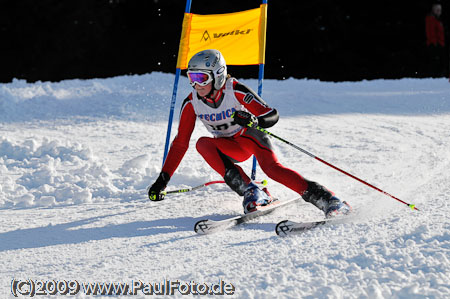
[
  {"xmin": 161, "ymin": 179, "xmax": 268, "ymax": 196},
  {"xmin": 254, "ymin": 125, "xmax": 419, "ymax": 211}
]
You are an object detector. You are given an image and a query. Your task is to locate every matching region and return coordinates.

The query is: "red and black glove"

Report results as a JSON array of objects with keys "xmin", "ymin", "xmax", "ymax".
[{"xmin": 232, "ymin": 111, "xmax": 258, "ymax": 128}]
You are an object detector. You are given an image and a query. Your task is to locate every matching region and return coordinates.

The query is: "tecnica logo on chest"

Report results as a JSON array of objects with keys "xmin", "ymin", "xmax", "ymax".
[{"xmin": 198, "ymin": 108, "xmax": 236, "ymax": 122}]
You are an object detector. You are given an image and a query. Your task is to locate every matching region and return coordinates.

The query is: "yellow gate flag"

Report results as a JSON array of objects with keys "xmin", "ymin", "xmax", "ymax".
[{"xmin": 176, "ymin": 4, "xmax": 267, "ymax": 69}]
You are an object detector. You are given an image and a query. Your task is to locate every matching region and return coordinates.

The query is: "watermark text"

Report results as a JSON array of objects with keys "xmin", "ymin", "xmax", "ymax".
[{"xmin": 11, "ymin": 279, "xmax": 236, "ymax": 297}]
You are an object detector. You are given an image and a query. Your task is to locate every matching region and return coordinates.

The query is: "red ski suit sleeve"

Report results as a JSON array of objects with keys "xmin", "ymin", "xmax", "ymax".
[
  {"xmin": 162, "ymin": 95, "xmax": 196, "ymax": 177},
  {"xmin": 232, "ymin": 80, "xmax": 273, "ymax": 116}
]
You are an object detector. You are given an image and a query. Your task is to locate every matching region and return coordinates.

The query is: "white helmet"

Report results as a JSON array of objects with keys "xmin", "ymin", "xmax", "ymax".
[{"xmin": 187, "ymin": 49, "xmax": 227, "ymax": 90}]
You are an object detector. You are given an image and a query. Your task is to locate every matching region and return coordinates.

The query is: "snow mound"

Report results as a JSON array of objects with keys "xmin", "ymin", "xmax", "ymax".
[{"xmin": 0, "ymin": 137, "xmax": 162, "ymax": 208}]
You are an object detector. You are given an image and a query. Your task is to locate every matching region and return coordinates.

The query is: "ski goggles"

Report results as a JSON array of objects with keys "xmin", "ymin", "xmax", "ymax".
[{"xmin": 187, "ymin": 70, "xmax": 213, "ymax": 87}]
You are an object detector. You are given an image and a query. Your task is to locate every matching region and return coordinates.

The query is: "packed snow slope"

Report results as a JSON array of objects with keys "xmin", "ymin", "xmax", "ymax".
[{"xmin": 1, "ymin": 73, "xmax": 449, "ymax": 298}]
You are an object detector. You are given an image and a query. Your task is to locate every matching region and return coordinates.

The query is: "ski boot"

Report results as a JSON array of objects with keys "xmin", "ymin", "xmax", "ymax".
[
  {"xmin": 223, "ymin": 168, "xmax": 274, "ymax": 214},
  {"xmin": 325, "ymin": 197, "xmax": 351, "ymax": 218},
  {"xmin": 302, "ymin": 180, "xmax": 351, "ymax": 218},
  {"xmin": 242, "ymin": 182, "xmax": 274, "ymax": 214}
]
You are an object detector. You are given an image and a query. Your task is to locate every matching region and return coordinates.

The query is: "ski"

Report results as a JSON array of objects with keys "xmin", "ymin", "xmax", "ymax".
[
  {"xmin": 275, "ymin": 216, "xmax": 352, "ymax": 236},
  {"xmin": 194, "ymin": 197, "xmax": 301, "ymax": 234}
]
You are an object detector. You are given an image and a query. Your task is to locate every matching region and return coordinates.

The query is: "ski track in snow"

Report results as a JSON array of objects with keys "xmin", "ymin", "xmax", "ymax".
[{"xmin": 0, "ymin": 73, "xmax": 449, "ymax": 298}]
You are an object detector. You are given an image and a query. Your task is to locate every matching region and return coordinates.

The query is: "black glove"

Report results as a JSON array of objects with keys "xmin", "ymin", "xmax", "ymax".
[
  {"xmin": 232, "ymin": 111, "xmax": 258, "ymax": 128},
  {"xmin": 148, "ymin": 172, "xmax": 171, "ymax": 201}
]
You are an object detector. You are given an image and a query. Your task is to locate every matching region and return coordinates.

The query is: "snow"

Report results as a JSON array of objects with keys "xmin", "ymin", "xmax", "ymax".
[{"xmin": 1, "ymin": 72, "xmax": 449, "ymax": 298}]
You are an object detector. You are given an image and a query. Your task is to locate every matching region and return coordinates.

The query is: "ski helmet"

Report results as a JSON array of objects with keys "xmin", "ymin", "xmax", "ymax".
[{"xmin": 187, "ymin": 49, "xmax": 227, "ymax": 90}]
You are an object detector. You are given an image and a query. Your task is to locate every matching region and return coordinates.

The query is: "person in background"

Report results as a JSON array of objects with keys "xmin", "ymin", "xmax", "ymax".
[
  {"xmin": 147, "ymin": 49, "xmax": 351, "ymax": 217},
  {"xmin": 425, "ymin": 2, "xmax": 447, "ymax": 77}
]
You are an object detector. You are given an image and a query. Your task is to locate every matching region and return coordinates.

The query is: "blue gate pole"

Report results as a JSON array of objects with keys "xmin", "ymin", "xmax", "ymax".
[
  {"xmin": 162, "ymin": 0, "xmax": 192, "ymax": 166},
  {"xmin": 251, "ymin": 0, "xmax": 267, "ymax": 180},
  {"xmin": 163, "ymin": 68, "xmax": 181, "ymax": 165},
  {"xmin": 251, "ymin": 63, "xmax": 265, "ymax": 179}
]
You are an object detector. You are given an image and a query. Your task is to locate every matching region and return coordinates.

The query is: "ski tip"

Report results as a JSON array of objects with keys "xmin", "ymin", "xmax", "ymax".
[
  {"xmin": 275, "ymin": 220, "xmax": 291, "ymax": 236},
  {"xmin": 194, "ymin": 219, "xmax": 209, "ymax": 234}
]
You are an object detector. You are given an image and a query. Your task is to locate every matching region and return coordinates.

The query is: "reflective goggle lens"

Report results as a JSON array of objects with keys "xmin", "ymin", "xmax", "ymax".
[{"xmin": 188, "ymin": 71, "xmax": 212, "ymax": 87}]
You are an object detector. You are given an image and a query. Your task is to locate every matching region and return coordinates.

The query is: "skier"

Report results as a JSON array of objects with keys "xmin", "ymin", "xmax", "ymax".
[{"xmin": 148, "ymin": 49, "xmax": 350, "ymax": 216}]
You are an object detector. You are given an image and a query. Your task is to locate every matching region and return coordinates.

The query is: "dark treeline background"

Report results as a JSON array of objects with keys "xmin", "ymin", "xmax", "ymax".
[{"xmin": 1, "ymin": 0, "xmax": 449, "ymax": 83}]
